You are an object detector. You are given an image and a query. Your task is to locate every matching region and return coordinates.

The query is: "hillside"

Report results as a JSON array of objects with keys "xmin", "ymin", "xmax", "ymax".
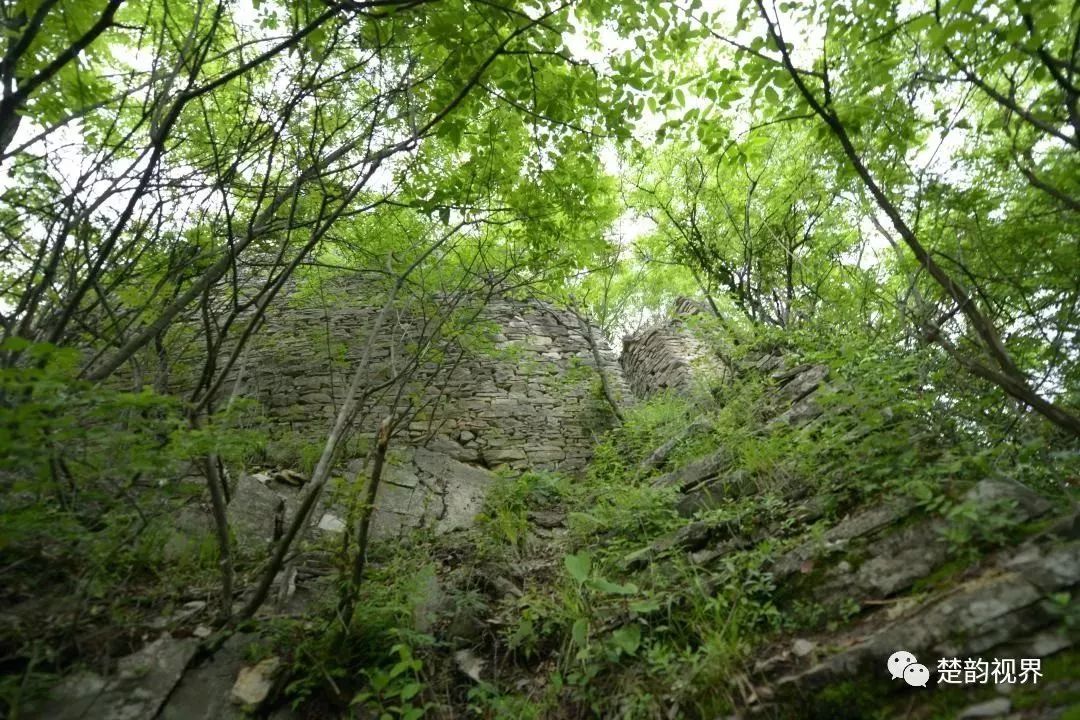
[
  {"xmin": 2, "ymin": 0, "xmax": 1079, "ymax": 718},
  {"xmin": 8, "ymin": 301, "xmax": 1078, "ymax": 719}
]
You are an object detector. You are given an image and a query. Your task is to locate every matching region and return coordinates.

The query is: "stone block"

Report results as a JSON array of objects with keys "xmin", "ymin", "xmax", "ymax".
[
  {"xmin": 32, "ymin": 635, "xmax": 199, "ymax": 720},
  {"xmin": 230, "ymin": 657, "xmax": 282, "ymax": 709},
  {"xmin": 652, "ymin": 451, "xmax": 729, "ymax": 492},
  {"xmin": 485, "ymin": 447, "xmax": 527, "ymax": 462},
  {"xmin": 227, "ymin": 474, "xmax": 289, "ymax": 546}
]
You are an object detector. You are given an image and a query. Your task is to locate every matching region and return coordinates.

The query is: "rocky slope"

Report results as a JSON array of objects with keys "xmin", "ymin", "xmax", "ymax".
[{"xmin": 23, "ymin": 301, "xmax": 1080, "ymax": 720}]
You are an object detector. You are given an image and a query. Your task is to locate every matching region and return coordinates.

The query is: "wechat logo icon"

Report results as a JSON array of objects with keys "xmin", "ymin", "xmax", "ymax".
[{"xmin": 888, "ymin": 650, "xmax": 929, "ymax": 688}]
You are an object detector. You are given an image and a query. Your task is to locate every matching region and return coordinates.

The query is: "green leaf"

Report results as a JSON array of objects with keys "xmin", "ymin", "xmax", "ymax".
[
  {"xmin": 0, "ymin": 336, "xmax": 32, "ymax": 352},
  {"xmin": 629, "ymin": 597, "xmax": 662, "ymax": 613},
  {"xmin": 611, "ymin": 625, "xmax": 641, "ymax": 655},
  {"xmin": 906, "ymin": 13, "xmax": 934, "ymax": 33},
  {"xmin": 369, "ymin": 670, "xmax": 390, "ymax": 691},
  {"xmin": 564, "ymin": 552, "xmax": 592, "ymax": 584},
  {"xmin": 571, "ymin": 617, "xmax": 589, "ymax": 647},
  {"xmin": 587, "ymin": 576, "xmax": 638, "ymax": 595}
]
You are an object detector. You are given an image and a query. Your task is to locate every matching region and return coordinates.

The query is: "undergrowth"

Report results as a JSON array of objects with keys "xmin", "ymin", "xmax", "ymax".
[{"xmin": 272, "ymin": 321, "xmax": 1078, "ymax": 718}]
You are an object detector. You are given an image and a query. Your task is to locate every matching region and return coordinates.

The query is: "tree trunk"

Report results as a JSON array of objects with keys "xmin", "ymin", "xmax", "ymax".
[
  {"xmin": 572, "ymin": 307, "xmax": 624, "ymax": 424},
  {"xmin": 198, "ymin": 451, "xmax": 233, "ymax": 621},
  {"xmin": 339, "ymin": 415, "xmax": 393, "ymax": 621}
]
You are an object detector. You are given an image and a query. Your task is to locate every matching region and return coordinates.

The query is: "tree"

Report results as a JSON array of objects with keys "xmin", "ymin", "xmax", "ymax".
[
  {"xmin": 0, "ymin": 0, "xmax": 670, "ymax": 675},
  {"xmin": 652, "ymin": 0, "xmax": 1080, "ymax": 436},
  {"xmin": 630, "ymin": 128, "xmax": 855, "ymax": 328}
]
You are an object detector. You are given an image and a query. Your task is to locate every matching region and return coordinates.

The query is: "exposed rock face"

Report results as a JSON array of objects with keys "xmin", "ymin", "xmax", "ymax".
[
  {"xmin": 615, "ymin": 305, "xmax": 1078, "ymax": 717},
  {"xmin": 160, "ymin": 633, "xmax": 261, "ymax": 720},
  {"xmin": 208, "ymin": 446, "xmax": 498, "ymax": 544},
  {"xmin": 29, "ymin": 635, "xmax": 199, "ymax": 720},
  {"xmin": 30, "ymin": 632, "xmax": 298, "ymax": 720},
  {"xmin": 763, "ymin": 532, "xmax": 1080, "ymax": 700},
  {"xmin": 353, "ymin": 446, "xmax": 498, "ymax": 539},
  {"xmin": 32, "ymin": 299, "xmax": 1077, "ymax": 720}
]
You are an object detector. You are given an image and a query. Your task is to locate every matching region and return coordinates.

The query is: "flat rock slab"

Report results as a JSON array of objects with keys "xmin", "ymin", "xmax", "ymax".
[
  {"xmin": 361, "ymin": 447, "xmax": 496, "ymax": 540},
  {"xmin": 30, "ymin": 634, "xmax": 198, "ymax": 720},
  {"xmin": 675, "ymin": 470, "xmax": 754, "ymax": 516},
  {"xmin": 231, "ymin": 656, "xmax": 282, "ymax": 708},
  {"xmin": 414, "ymin": 448, "xmax": 495, "ymax": 533},
  {"xmin": 651, "ymin": 451, "xmax": 728, "ymax": 492},
  {"xmin": 768, "ymin": 538, "xmax": 1080, "ymax": 694},
  {"xmin": 963, "ymin": 477, "xmax": 1052, "ymax": 522},
  {"xmin": 774, "ymin": 364, "xmax": 828, "ymax": 403},
  {"xmin": 227, "ymin": 473, "xmax": 291, "ymax": 546},
  {"xmin": 957, "ymin": 697, "xmax": 1012, "ymax": 719},
  {"xmin": 160, "ymin": 633, "xmax": 257, "ymax": 720},
  {"xmin": 636, "ymin": 418, "xmax": 714, "ymax": 476},
  {"xmin": 773, "ymin": 479, "xmax": 1055, "ymax": 606}
]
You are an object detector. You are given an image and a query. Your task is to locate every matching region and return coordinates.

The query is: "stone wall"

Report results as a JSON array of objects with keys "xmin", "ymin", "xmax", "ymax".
[
  {"xmin": 619, "ymin": 298, "xmax": 729, "ymax": 397},
  {"xmin": 219, "ymin": 285, "xmax": 628, "ymax": 538},
  {"xmin": 239, "ymin": 293, "xmax": 626, "ymax": 473}
]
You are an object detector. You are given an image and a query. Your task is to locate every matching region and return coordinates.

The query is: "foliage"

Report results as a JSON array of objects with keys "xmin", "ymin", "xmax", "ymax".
[
  {"xmin": 1, "ymin": 0, "xmax": 1078, "ymax": 715},
  {"xmin": 476, "ymin": 470, "xmax": 569, "ymax": 556},
  {"xmin": 140, "ymin": 309, "xmax": 1074, "ymax": 719},
  {"xmin": 446, "ymin": 318, "xmax": 1077, "ymax": 718},
  {"xmin": 350, "ymin": 642, "xmax": 431, "ymax": 720},
  {"xmin": 629, "ymin": 127, "xmax": 859, "ymax": 328},
  {"xmin": 272, "ymin": 537, "xmax": 440, "ymax": 715},
  {"xmin": 0, "ymin": 338, "xmax": 263, "ymax": 713}
]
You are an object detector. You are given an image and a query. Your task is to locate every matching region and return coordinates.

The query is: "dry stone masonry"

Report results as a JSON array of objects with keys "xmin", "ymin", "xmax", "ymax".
[
  {"xmin": 620, "ymin": 297, "xmax": 731, "ymax": 397},
  {"xmin": 33, "ymin": 299, "xmax": 1078, "ymax": 720},
  {"xmin": 224, "ymin": 289, "xmax": 627, "ymax": 539},
  {"xmin": 240, "ymin": 294, "xmax": 625, "ymax": 473}
]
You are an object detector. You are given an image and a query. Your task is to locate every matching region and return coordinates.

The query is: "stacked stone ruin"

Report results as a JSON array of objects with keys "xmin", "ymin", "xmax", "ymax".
[
  {"xmin": 619, "ymin": 297, "xmax": 730, "ymax": 397},
  {"xmin": 36, "ymin": 298, "xmax": 1079, "ymax": 720},
  {"xmin": 227, "ymin": 288, "xmax": 628, "ymax": 539}
]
